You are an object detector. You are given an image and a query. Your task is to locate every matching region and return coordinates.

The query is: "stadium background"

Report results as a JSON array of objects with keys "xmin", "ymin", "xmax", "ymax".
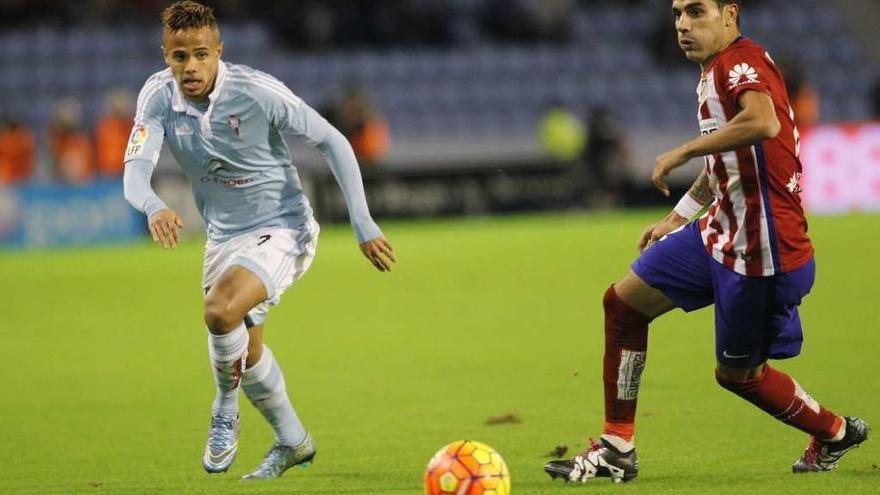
[{"xmin": 1, "ymin": 1, "xmax": 878, "ymax": 494}]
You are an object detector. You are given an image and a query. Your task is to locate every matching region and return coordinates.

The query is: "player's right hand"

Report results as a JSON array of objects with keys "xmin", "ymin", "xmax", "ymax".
[
  {"xmin": 359, "ymin": 236, "xmax": 396, "ymax": 272},
  {"xmin": 637, "ymin": 212, "xmax": 688, "ymax": 252},
  {"xmin": 148, "ymin": 208, "xmax": 184, "ymax": 249}
]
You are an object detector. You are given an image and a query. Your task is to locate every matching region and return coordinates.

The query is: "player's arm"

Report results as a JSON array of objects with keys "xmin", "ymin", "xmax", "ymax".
[
  {"xmin": 652, "ymin": 90, "xmax": 780, "ymax": 196},
  {"xmin": 638, "ymin": 170, "xmax": 712, "ymax": 252},
  {"xmin": 124, "ymin": 160, "xmax": 183, "ymax": 249},
  {"xmin": 262, "ymin": 79, "xmax": 394, "ymax": 271},
  {"xmin": 312, "ymin": 116, "xmax": 396, "ymax": 272},
  {"xmin": 122, "ymin": 80, "xmax": 183, "ymax": 249}
]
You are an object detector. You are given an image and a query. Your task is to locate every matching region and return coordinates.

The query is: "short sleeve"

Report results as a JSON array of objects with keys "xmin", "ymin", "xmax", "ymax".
[
  {"xmin": 124, "ymin": 75, "xmax": 168, "ymax": 165},
  {"xmin": 718, "ymin": 49, "xmax": 774, "ymax": 104}
]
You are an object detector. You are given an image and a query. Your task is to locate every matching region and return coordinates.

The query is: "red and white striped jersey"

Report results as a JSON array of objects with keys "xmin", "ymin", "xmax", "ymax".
[{"xmin": 695, "ymin": 37, "xmax": 813, "ymax": 276}]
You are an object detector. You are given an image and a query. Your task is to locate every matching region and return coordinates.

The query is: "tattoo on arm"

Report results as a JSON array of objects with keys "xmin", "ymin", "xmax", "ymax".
[{"xmin": 687, "ymin": 170, "xmax": 713, "ymax": 205}]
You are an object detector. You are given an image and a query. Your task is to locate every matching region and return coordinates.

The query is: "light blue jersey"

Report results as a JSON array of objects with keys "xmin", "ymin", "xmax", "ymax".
[{"xmin": 123, "ymin": 61, "xmax": 381, "ymax": 243}]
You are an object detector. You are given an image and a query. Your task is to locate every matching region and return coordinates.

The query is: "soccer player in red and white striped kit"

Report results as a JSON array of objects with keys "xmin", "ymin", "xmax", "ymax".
[{"xmin": 546, "ymin": 0, "xmax": 868, "ymax": 484}]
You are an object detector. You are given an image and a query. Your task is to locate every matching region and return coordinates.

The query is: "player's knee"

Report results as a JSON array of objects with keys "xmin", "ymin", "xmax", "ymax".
[
  {"xmin": 603, "ymin": 285, "xmax": 618, "ymax": 313},
  {"xmin": 203, "ymin": 296, "xmax": 241, "ymax": 334},
  {"xmin": 715, "ymin": 364, "xmax": 764, "ymax": 389},
  {"xmin": 603, "ymin": 285, "xmax": 653, "ymax": 326}
]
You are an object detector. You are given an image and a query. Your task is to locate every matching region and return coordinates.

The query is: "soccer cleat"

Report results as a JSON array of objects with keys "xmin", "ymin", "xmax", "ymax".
[
  {"xmin": 792, "ymin": 416, "xmax": 869, "ymax": 473},
  {"xmin": 202, "ymin": 412, "xmax": 240, "ymax": 473},
  {"xmin": 241, "ymin": 434, "xmax": 316, "ymax": 481},
  {"xmin": 544, "ymin": 437, "xmax": 638, "ymax": 484}
]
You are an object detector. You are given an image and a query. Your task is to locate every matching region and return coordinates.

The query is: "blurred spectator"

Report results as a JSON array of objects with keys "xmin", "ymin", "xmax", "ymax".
[
  {"xmin": 649, "ymin": 8, "xmax": 691, "ymax": 67},
  {"xmin": 269, "ymin": 0, "xmax": 337, "ymax": 50},
  {"xmin": 481, "ymin": 0, "xmax": 575, "ymax": 42},
  {"xmin": 538, "ymin": 102, "xmax": 586, "ymax": 162},
  {"xmin": 0, "ymin": 116, "xmax": 35, "ymax": 186},
  {"xmin": 95, "ymin": 89, "xmax": 135, "ymax": 177},
  {"xmin": 322, "ymin": 85, "xmax": 390, "ymax": 166},
  {"xmin": 0, "ymin": 0, "xmax": 185, "ymax": 27},
  {"xmin": 269, "ymin": 1, "xmax": 454, "ymax": 50},
  {"xmin": 49, "ymin": 99, "xmax": 93, "ymax": 184},
  {"xmin": 580, "ymin": 107, "xmax": 627, "ymax": 207},
  {"xmin": 777, "ymin": 56, "xmax": 819, "ymax": 129}
]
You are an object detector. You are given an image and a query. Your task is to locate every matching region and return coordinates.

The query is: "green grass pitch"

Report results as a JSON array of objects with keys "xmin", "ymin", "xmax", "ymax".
[{"xmin": 1, "ymin": 210, "xmax": 878, "ymax": 494}]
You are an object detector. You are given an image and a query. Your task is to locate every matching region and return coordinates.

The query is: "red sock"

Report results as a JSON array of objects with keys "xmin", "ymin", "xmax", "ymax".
[
  {"xmin": 602, "ymin": 285, "xmax": 652, "ymax": 442},
  {"xmin": 716, "ymin": 366, "xmax": 843, "ymax": 440}
]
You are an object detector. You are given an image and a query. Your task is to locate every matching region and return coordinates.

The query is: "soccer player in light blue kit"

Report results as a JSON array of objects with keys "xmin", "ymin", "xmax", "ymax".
[{"xmin": 123, "ymin": 1, "xmax": 396, "ymax": 479}]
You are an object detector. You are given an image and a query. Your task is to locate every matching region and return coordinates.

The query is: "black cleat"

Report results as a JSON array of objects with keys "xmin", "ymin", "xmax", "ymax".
[
  {"xmin": 792, "ymin": 416, "xmax": 869, "ymax": 473},
  {"xmin": 544, "ymin": 438, "xmax": 638, "ymax": 484}
]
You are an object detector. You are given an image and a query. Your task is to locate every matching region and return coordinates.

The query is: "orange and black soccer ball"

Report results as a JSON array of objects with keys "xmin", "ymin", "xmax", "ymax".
[{"xmin": 423, "ymin": 440, "xmax": 511, "ymax": 495}]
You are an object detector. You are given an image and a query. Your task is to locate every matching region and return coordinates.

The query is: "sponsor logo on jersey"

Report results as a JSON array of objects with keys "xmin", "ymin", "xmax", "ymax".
[
  {"xmin": 699, "ymin": 117, "xmax": 721, "ymax": 136},
  {"xmin": 728, "ymin": 63, "xmax": 760, "ymax": 88},
  {"xmin": 199, "ymin": 176, "xmax": 255, "ymax": 188},
  {"xmin": 125, "ymin": 125, "xmax": 148, "ymax": 157},
  {"xmin": 787, "ymin": 171, "xmax": 804, "ymax": 193}
]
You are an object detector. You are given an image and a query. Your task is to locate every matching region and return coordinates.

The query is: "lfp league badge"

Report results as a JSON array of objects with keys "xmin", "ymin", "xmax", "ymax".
[{"xmin": 227, "ymin": 115, "xmax": 241, "ymax": 137}]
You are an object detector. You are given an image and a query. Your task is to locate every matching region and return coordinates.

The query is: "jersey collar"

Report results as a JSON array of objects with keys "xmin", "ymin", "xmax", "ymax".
[{"xmin": 701, "ymin": 36, "xmax": 746, "ymax": 76}]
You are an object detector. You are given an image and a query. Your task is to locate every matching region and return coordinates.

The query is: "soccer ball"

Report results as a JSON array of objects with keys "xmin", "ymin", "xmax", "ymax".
[{"xmin": 423, "ymin": 440, "xmax": 511, "ymax": 495}]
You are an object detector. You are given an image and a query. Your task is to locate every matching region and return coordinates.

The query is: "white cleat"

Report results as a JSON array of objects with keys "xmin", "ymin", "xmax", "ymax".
[
  {"xmin": 242, "ymin": 434, "xmax": 316, "ymax": 481},
  {"xmin": 202, "ymin": 412, "xmax": 240, "ymax": 473}
]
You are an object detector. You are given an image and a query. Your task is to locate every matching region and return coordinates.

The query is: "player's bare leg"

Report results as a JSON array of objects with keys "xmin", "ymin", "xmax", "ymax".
[
  {"xmin": 715, "ymin": 362, "xmax": 869, "ymax": 472},
  {"xmin": 202, "ymin": 266, "xmax": 267, "ymax": 473},
  {"xmin": 246, "ymin": 325, "xmax": 264, "ymax": 367},
  {"xmin": 546, "ymin": 270, "xmax": 674, "ymax": 483},
  {"xmin": 612, "ymin": 269, "xmax": 677, "ymax": 319},
  {"xmin": 241, "ymin": 323, "xmax": 316, "ymax": 480},
  {"xmin": 204, "ymin": 265, "xmax": 268, "ymax": 335}
]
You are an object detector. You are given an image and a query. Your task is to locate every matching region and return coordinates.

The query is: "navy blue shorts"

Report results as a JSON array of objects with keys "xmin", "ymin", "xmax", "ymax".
[{"xmin": 632, "ymin": 221, "xmax": 815, "ymax": 368}]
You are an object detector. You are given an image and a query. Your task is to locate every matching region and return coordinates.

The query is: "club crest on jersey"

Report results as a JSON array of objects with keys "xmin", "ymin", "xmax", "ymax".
[
  {"xmin": 227, "ymin": 115, "xmax": 241, "ymax": 137},
  {"xmin": 125, "ymin": 125, "xmax": 148, "ymax": 157},
  {"xmin": 728, "ymin": 63, "xmax": 760, "ymax": 89},
  {"xmin": 787, "ymin": 172, "xmax": 804, "ymax": 193}
]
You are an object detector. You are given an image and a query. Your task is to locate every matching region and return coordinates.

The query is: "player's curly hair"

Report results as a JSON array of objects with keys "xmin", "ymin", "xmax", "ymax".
[{"xmin": 161, "ymin": 1, "xmax": 218, "ymax": 33}]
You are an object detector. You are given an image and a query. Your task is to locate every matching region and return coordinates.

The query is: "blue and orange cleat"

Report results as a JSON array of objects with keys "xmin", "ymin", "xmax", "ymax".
[
  {"xmin": 202, "ymin": 412, "xmax": 240, "ymax": 473},
  {"xmin": 242, "ymin": 434, "xmax": 316, "ymax": 480}
]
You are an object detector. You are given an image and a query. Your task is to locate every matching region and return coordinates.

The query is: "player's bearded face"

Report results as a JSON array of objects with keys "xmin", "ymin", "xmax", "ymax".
[
  {"xmin": 673, "ymin": 1, "xmax": 732, "ymax": 63},
  {"xmin": 163, "ymin": 27, "xmax": 223, "ymax": 101}
]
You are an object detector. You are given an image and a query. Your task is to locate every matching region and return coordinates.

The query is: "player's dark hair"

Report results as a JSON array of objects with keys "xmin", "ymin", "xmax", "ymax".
[
  {"xmin": 161, "ymin": 1, "xmax": 218, "ymax": 33},
  {"xmin": 715, "ymin": 0, "xmax": 742, "ymax": 26}
]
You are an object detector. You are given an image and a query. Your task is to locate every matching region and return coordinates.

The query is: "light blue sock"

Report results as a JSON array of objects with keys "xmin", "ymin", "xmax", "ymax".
[
  {"xmin": 207, "ymin": 323, "xmax": 248, "ymax": 415},
  {"xmin": 242, "ymin": 345, "xmax": 307, "ymax": 447}
]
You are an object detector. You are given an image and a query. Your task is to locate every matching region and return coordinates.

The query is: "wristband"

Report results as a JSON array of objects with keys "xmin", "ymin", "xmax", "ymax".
[{"xmin": 673, "ymin": 194, "xmax": 704, "ymax": 219}]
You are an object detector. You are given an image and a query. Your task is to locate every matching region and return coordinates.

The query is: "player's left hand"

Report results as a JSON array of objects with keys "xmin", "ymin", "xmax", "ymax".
[
  {"xmin": 148, "ymin": 208, "xmax": 184, "ymax": 250},
  {"xmin": 359, "ymin": 236, "xmax": 396, "ymax": 272},
  {"xmin": 652, "ymin": 147, "xmax": 690, "ymax": 196}
]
